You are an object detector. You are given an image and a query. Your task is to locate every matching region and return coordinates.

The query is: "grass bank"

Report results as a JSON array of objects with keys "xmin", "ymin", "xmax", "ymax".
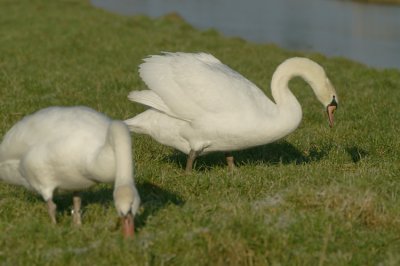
[{"xmin": 1, "ymin": 0, "xmax": 400, "ymax": 265}]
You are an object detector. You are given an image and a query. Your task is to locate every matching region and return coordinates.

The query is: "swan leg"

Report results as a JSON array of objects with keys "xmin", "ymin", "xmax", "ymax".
[
  {"xmin": 47, "ymin": 199, "xmax": 57, "ymax": 224},
  {"xmin": 72, "ymin": 192, "xmax": 82, "ymax": 226},
  {"xmin": 225, "ymin": 152, "xmax": 235, "ymax": 172},
  {"xmin": 186, "ymin": 150, "xmax": 199, "ymax": 173}
]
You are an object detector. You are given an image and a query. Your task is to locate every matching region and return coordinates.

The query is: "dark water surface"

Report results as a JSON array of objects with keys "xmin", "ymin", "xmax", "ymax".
[{"xmin": 92, "ymin": 0, "xmax": 400, "ymax": 69}]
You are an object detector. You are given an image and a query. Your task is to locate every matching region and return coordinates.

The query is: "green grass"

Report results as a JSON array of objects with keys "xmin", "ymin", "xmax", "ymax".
[{"xmin": 1, "ymin": 0, "xmax": 400, "ymax": 265}]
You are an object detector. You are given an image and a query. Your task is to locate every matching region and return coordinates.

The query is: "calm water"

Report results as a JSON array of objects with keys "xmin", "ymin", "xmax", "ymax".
[{"xmin": 91, "ymin": 0, "xmax": 400, "ymax": 69}]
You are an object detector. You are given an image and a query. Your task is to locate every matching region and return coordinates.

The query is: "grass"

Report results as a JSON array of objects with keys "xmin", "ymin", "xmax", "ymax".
[{"xmin": 1, "ymin": 0, "xmax": 400, "ymax": 265}]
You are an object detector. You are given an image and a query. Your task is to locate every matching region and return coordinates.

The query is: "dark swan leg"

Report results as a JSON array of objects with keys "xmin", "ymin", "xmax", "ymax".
[
  {"xmin": 47, "ymin": 199, "xmax": 57, "ymax": 224},
  {"xmin": 225, "ymin": 152, "xmax": 235, "ymax": 172},
  {"xmin": 72, "ymin": 192, "xmax": 82, "ymax": 226},
  {"xmin": 186, "ymin": 150, "xmax": 199, "ymax": 173}
]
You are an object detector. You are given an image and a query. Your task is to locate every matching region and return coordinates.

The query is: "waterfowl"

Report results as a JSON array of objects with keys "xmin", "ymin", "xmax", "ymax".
[
  {"xmin": 125, "ymin": 52, "xmax": 338, "ymax": 172},
  {"xmin": 0, "ymin": 106, "xmax": 140, "ymax": 237}
]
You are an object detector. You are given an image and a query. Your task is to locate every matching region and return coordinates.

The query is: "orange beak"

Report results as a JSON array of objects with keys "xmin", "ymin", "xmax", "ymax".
[
  {"xmin": 327, "ymin": 105, "xmax": 336, "ymax": 128},
  {"xmin": 121, "ymin": 214, "xmax": 134, "ymax": 238},
  {"xmin": 327, "ymin": 96, "xmax": 338, "ymax": 128}
]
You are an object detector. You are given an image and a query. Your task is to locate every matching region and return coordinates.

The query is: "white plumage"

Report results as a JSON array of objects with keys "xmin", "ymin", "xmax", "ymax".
[
  {"xmin": 125, "ymin": 52, "xmax": 338, "ymax": 172},
  {"xmin": 0, "ymin": 106, "xmax": 140, "ymax": 237}
]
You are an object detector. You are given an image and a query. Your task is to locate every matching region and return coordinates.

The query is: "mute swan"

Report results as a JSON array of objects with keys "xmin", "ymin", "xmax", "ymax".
[
  {"xmin": 0, "ymin": 106, "xmax": 140, "ymax": 237},
  {"xmin": 125, "ymin": 52, "xmax": 338, "ymax": 172}
]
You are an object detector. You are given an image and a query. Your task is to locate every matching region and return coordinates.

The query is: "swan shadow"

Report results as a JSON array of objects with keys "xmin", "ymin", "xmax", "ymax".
[
  {"xmin": 345, "ymin": 146, "xmax": 368, "ymax": 163},
  {"xmin": 19, "ymin": 182, "xmax": 184, "ymax": 231},
  {"xmin": 134, "ymin": 181, "xmax": 184, "ymax": 229},
  {"xmin": 165, "ymin": 140, "xmax": 332, "ymax": 171}
]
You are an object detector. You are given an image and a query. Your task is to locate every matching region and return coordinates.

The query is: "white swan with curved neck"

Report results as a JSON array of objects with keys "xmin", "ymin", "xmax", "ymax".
[
  {"xmin": 125, "ymin": 52, "xmax": 338, "ymax": 172},
  {"xmin": 0, "ymin": 106, "xmax": 140, "ymax": 237}
]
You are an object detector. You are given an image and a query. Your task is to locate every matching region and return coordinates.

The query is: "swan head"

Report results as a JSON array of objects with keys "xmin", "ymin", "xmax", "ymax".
[
  {"xmin": 327, "ymin": 95, "xmax": 338, "ymax": 128},
  {"xmin": 318, "ymin": 77, "xmax": 338, "ymax": 128},
  {"xmin": 305, "ymin": 64, "xmax": 339, "ymax": 128},
  {"xmin": 113, "ymin": 185, "xmax": 141, "ymax": 238}
]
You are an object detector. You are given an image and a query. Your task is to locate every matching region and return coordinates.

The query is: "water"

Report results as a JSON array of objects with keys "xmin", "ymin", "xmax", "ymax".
[{"xmin": 91, "ymin": 0, "xmax": 400, "ymax": 69}]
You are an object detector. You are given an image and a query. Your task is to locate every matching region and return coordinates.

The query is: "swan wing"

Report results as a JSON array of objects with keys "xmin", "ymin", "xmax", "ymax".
[{"xmin": 137, "ymin": 52, "xmax": 276, "ymax": 121}]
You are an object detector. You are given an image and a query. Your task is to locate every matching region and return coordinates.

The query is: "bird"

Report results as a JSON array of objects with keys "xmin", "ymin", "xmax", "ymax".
[
  {"xmin": 0, "ymin": 106, "xmax": 140, "ymax": 238},
  {"xmin": 124, "ymin": 52, "xmax": 338, "ymax": 173}
]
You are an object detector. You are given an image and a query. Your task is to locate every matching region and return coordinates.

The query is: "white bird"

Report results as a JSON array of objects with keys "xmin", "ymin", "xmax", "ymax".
[
  {"xmin": 0, "ymin": 106, "xmax": 140, "ymax": 237},
  {"xmin": 125, "ymin": 52, "xmax": 338, "ymax": 172}
]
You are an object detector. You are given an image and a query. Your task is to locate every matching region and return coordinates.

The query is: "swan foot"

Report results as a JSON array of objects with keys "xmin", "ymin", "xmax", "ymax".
[
  {"xmin": 225, "ymin": 153, "xmax": 235, "ymax": 173},
  {"xmin": 47, "ymin": 199, "xmax": 57, "ymax": 224},
  {"xmin": 185, "ymin": 150, "xmax": 199, "ymax": 173},
  {"xmin": 72, "ymin": 193, "xmax": 82, "ymax": 226}
]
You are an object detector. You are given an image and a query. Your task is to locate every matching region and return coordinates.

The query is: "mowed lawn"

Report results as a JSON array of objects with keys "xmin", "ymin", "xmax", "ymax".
[{"xmin": 0, "ymin": 1, "xmax": 399, "ymax": 265}]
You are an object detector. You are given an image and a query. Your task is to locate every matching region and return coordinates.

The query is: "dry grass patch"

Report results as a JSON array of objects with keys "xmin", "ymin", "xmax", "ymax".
[{"xmin": 287, "ymin": 186, "xmax": 399, "ymax": 228}]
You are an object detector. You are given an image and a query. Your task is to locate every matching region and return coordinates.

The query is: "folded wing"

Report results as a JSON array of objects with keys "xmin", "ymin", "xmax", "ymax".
[{"xmin": 134, "ymin": 52, "xmax": 275, "ymax": 121}]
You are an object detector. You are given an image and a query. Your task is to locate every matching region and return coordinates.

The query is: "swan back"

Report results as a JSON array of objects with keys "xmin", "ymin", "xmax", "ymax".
[
  {"xmin": 137, "ymin": 52, "xmax": 277, "ymax": 120},
  {"xmin": 0, "ymin": 107, "xmax": 109, "ymax": 162}
]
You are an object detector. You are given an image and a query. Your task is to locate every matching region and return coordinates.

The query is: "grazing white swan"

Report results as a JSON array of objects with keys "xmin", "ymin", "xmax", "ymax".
[
  {"xmin": 0, "ymin": 106, "xmax": 140, "ymax": 237},
  {"xmin": 125, "ymin": 52, "xmax": 338, "ymax": 172}
]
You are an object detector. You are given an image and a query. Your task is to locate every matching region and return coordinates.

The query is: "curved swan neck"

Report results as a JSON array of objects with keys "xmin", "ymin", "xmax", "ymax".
[
  {"xmin": 267, "ymin": 57, "xmax": 331, "ymax": 135},
  {"xmin": 89, "ymin": 121, "xmax": 134, "ymax": 187},
  {"xmin": 107, "ymin": 121, "xmax": 134, "ymax": 188},
  {"xmin": 271, "ymin": 57, "xmax": 325, "ymax": 107}
]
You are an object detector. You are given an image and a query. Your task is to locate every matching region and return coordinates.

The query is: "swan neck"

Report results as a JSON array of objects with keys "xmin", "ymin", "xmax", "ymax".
[
  {"xmin": 90, "ymin": 121, "xmax": 134, "ymax": 188},
  {"xmin": 107, "ymin": 121, "xmax": 134, "ymax": 188},
  {"xmin": 268, "ymin": 58, "xmax": 331, "ymax": 133},
  {"xmin": 271, "ymin": 58, "xmax": 326, "ymax": 107},
  {"xmin": 270, "ymin": 64, "xmax": 302, "ymax": 125}
]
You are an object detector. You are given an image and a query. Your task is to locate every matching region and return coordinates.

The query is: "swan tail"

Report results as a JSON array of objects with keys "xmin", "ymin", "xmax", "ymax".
[
  {"xmin": 124, "ymin": 118, "xmax": 140, "ymax": 134},
  {"xmin": 126, "ymin": 90, "xmax": 190, "ymax": 129},
  {"xmin": 107, "ymin": 121, "xmax": 140, "ymax": 216},
  {"xmin": 124, "ymin": 111, "xmax": 152, "ymax": 134}
]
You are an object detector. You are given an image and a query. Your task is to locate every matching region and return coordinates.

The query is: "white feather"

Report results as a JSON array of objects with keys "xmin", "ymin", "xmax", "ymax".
[
  {"xmin": 0, "ymin": 106, "xmax": 140, "ymax": 218},
  {"xmin": 125, "ymin": 52, "xmax": 338, "ymax": 156}
]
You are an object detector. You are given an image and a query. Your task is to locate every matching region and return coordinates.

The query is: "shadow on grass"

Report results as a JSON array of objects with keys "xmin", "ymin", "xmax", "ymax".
[
  {"xmin": 165, "ymin": 140, "xmax": 332, "ymax": 171},
  {"xmin": 134, "ymin": 181, "xmax": 184, "ymax": 229},
  {"xmin": 27, "ymin": 181, "xmax": 184, "ymax": 231},
  {"xmin": 345, "ymin": 146, "xmax": 368, "ymax": 163}
]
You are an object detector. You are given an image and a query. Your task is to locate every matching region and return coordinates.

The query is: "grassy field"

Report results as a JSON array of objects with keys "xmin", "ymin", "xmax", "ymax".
[{"xmin": 1, "ymin": 0, "xmax": 400, "ymax": 265}]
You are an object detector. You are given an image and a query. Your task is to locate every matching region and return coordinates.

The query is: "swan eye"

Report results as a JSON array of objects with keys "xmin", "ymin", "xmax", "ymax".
[{"xmin": 328, "ymin": 96, "xmax": 338, "ymax": 109}]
